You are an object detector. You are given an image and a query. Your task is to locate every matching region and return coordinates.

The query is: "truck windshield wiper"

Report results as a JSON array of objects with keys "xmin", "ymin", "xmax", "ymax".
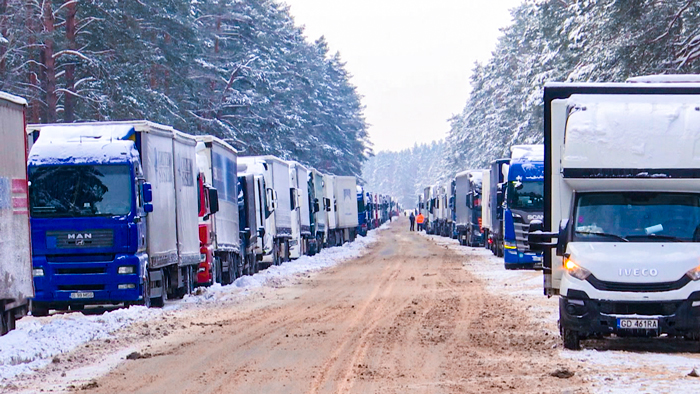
[
  {"xmin": 575, "ymin": 231, "xmax": 629, "ymax": 242},
  {"xmin": 625, "ymin": 234, "xmax": 685, "ymax": 242}
]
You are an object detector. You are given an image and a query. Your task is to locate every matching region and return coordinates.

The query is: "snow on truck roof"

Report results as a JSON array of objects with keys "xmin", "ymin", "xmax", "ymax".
[
  {"xmin": 0, "ymin": 91, "xmax": 27, "ymax": 106},
  {"xmin": 563, "ymin": 94, "xmax": 700, "ymax": 169},
  {"xmin": 27, "ymin": 122, "xmax": 147, "ymax": 165},
  {"xmin": 510, "ymin": 145, "xmax": 544, "ymax": 161}
]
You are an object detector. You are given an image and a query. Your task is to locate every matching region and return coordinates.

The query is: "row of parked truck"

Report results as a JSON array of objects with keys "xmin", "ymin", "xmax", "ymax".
[
  {"xmin": 0, "ymin": 91, "xmax": 397, "ymax": 336},
  {"xmin": 418, "ymin": 144, "xmax": 545, "ymax": 270},
  {"xmin": 420, "ymin": 75, "xmax": 700, "ymax": 351}
]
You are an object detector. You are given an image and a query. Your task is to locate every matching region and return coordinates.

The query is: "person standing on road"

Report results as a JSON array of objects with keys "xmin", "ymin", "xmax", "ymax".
[
  {"xmin": 409, "ymin": 212, "xmax": 415, "ymax": 231},
  {"xmin": 416, "ymin": 213, "xmax": 425, "ymax": 231}
]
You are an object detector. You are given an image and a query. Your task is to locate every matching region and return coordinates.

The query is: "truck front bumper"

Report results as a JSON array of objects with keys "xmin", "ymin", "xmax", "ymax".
[
  {"xmin": 560, "ymin": 292, "xmax": 700, "ymax": 337},
  {"xmin": 32, "ymin": 254, "xmax": 145, "ymax": 307}
]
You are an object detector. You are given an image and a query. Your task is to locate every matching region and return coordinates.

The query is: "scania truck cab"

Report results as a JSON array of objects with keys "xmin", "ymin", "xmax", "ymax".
[
  {"xmin": 531, "ymin": 77, "xmax": 700, "ymax": 350},
  {"xmin": 504, "ymin": 145, "xmax": 544, "ymax": 269}
]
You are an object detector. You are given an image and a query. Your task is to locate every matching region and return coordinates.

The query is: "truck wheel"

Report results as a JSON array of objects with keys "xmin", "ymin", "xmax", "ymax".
[
  {"xmin": 1, "ymin": 310, "xmax": 15, "ymax": 335},
  {"xmin": 562, "ymin": 328, "xmax": 581, "ymax": 350},
  {"xmin": 31, "ymin": 302, "xmax": 49, "ymax": 317}
]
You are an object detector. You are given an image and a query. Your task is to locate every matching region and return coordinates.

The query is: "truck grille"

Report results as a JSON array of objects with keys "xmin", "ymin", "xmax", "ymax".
[
  {"xmin": 586, "ymin": 274, "xmax": 691, "ymax": 293},
  {"xmin": 514, "ymin": 222, "xmax": 531, "ymax": 251},
  {"xmin": 598, "ymin": 301, "xmax": 681, "ymax": 316},
  {"xmin": 55, "ymin": 267, "xmax": 106, "ymax": 275},
  {"xmin": 47, "ymin": 230, "xmax": 114, "ymax": 249},
  {"xmin": 58, "ymin": 284, "xmax": 105, "ymax": 291}
]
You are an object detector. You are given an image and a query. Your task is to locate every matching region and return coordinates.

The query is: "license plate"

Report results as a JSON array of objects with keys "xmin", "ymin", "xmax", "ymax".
[
  {"xmin": 617, "ymin": 318, "xmax": 658, "ymax": 329},
  {"xmin": 70, "ymin": 291, "xmax": 94, "ymax": 299}
]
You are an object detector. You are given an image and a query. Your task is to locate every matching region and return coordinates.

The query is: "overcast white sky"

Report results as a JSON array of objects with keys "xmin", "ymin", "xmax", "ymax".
[{"xmin": 282, "ymin": 0, "xmax": 522, "ymax": 152}]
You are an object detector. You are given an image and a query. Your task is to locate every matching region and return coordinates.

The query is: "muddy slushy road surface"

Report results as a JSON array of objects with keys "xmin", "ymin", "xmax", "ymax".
[{"xmin": 72, "ymin": 222, "xmax": 587, "ymax": 393}]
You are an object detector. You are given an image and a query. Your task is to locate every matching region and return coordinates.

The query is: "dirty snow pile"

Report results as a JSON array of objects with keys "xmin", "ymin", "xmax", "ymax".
[
  {"xmin": 0, "ymin": 306, "xmax": 163, "ymax": 381},
  {"xmin": 0, "ymin": 225, "xmax": 387, "ymax": 383},
  {"xmin": 185, "ymin": 224, "xmax": 388, "ymax": 304}
]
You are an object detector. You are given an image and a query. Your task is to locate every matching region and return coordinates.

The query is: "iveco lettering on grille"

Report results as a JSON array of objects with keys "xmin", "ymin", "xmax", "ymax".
[
  {"xmin": 67, "ymin": 233, "xmax": 92, "ymax": 240},
  {"xmin": 618, "ymin": 268, "xmax": 658, "ymax": 277}
]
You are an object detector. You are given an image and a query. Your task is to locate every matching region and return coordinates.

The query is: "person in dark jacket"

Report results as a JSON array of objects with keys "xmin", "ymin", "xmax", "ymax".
[{"xmin": 409, "ymin": 212, "xmax": 415, "ymax": 231}]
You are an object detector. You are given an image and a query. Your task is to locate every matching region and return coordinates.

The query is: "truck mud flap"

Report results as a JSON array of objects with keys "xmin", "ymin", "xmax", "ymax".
[{"xmin": 149, "ymin": 269, "xmax": 164, "ymax": 298}]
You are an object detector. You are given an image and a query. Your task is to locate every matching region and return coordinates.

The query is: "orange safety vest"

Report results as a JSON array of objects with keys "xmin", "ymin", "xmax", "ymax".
[{"xmin": 416, "ymin": 214, "xmax": 425, "ymax": 224}]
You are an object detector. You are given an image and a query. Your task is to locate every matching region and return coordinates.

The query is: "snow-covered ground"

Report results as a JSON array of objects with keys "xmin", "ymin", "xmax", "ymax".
[
  {"xmin": 423, "ymin": 233, "xmax": 700, "ymax": 394},
  {"xmin": 0, "ymin": 225, "xmax": 386, "ymax": 384}
]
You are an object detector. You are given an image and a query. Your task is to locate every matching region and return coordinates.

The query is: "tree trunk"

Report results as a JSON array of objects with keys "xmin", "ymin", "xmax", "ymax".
[
  {"xmin": 64, "ymin": 0, "xmax": 77, "ymax": 122},
  {"xmin": 42, "ymin": 0, "xmax": 57, "ymax": 123}
]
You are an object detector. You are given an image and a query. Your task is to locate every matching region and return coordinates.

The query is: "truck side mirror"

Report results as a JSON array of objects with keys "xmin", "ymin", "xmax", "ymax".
[
  {"xmin": 528, "ymin": 219, "xmax": 570, "ymax": 255},
  {"xmin": 325, "ymin": 197, "xmax": 331, "ymax": 212},
  {"xmin": 313, "ymin": 198, "xmax": 320, "ymax": 213},
  {"xmin": 208, "ymin": 187, "xmax": 219, "ymax": 214},
  {"xmin": 143, "ymin": 182, "xmax": 153, "ymax": 203},
  {"xmin": 496, "ymin": 189, "xmax": 504, "ymax": 206},
  {"xmin": 144, "ymin": 203, "xmax": 154, "ymax": 213}
]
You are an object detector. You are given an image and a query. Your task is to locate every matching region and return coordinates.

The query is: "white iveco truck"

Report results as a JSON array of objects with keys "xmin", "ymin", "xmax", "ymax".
[{"xmin": 531, "ymin": 76, "xmax": 700, "ymax": 350}]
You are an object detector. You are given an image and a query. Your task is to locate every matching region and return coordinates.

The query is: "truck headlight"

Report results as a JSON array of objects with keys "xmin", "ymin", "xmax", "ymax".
[
  {"xmin": 33, "ymin": 268, "xmax": 44, "ymax": 277},
  {"xmin": 564, "ymin": 256, "xmax": 591, "ymax": 281},
  {"xmin": 118, "ymin": 266, "xmax": 135, "ymax": 274},
  {"xmin": 686, "ymin": 265, "xmax": 700, "ymax": 281}
]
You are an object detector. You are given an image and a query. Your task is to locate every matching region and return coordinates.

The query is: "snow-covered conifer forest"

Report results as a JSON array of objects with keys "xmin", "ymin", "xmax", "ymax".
[
  {"xmin": 363, "ymin": 0, "xmax": 700, "ymax": 206},
  {"xmin": 0, "ymin": 0, "xmax": 370, "ymax": 176}
]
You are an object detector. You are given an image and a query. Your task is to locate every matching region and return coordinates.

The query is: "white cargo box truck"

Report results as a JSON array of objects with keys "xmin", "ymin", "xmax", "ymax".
[
  {"xmin": 287, "ymin": 161, "xmax": 312, "ymax": 259},
  {"xmin": 323, "ymin": 174, "xmax": 338, "ymax": 245},
  {"xmin": 195, "ymin": 135, "xmax": 245, "ymax": 283},
  {"xmin": 334, "ymin": 176, "xmax": 359, "ymax": 244},
  {"xmin": 0, "ymin": 92, "xmax": 32, "ymax": 335},
  {"xmin": 532, "ymin": 77, "xmax": 700, "ymax": 350},
  {"xmin": 238, "ymin": 156, "xmax": 292, "ymax": 265}
]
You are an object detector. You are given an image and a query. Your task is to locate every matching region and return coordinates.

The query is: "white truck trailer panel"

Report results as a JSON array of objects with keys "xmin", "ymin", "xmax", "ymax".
[
  {"xmin": 481, "ymin": 169, "xmax": 492, "ymax": 231},
  {"xmin": 238, "ymin": 156, "xmax": 292, "ymax": 236},
  {"xmin": 323, "ymin": 174, "xmax": 338, "ymax": 230},
  {"xmin": 172, "ymin": 131, "xmax": 199, "ymax": 267},
  {"xmin": 196, "ymin": 136, "xmax": 240, "ymax": 252},
  {"xmin": 334, "ymin": 176, "xmax": 359, "ymax": 229},
  {"xmin": 139, "ymin": 127, "xmax": 179, "ymax": 269},
  {"xmin": 0, "ymin": 93, "xmax": 33, "ymax": 308}
]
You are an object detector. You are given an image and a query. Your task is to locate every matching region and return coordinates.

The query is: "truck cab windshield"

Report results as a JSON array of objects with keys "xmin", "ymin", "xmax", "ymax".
[
  {"xmin": 574, "ymin": 192, "xmax": 700, "ymax": 242},
  {"xmin": 506, "ymin": 180, "xmax": 544, "ymax": 210},
  {"xmin": 29, "ymin": 164, "xmax": 132, "ymax": 218}
]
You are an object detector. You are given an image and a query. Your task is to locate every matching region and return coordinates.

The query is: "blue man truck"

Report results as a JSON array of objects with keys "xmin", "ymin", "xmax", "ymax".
[
  {"xmin": 503, "ymin": 145, "xmax": 544, "ymax": 269},
  {"xmin": 27, "ymin": 121, "xmax": 201, "ymax": 313}
]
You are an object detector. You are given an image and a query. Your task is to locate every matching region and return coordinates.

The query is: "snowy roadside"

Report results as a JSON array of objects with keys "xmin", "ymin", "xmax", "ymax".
[
  {"xmin": 423, "ymin": 233, "xmax": 700, "ymax": 393},
  {"xmin": 0, "ymin": 224, "xmax": 388, "ymax": 385}
]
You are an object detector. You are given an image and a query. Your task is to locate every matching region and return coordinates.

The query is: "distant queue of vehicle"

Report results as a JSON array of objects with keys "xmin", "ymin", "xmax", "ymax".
[
  {"xmin": 417, "ymin": 144, "xmax": 544, "ymax": 270},
  {"xmin": 0, "ymin": 93, "xmax": 397, "ymax": 336},
  {"xmin": 356, "ymin": 187, "xmax": 399, "ymax": 236}
]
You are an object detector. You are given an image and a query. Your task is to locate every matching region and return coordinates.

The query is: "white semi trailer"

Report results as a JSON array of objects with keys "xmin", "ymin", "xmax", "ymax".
[
  {"xmin": 333, "ymin": 176, "xmax": 359, "ymax": 245},
  {"xmin": 288, "ymin": 161, "xmax": 312, "ymax": 259},
  {"xmin": 0, "ymin": 92, "xmax": 32, "ymax": 335},
  {"xmin": 531, "ymin": 76, "xmax": 700, "ymax": 349},
  {"xmin": 238, "ymin": 156, "xmax": 291, "ymax": 266}
]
